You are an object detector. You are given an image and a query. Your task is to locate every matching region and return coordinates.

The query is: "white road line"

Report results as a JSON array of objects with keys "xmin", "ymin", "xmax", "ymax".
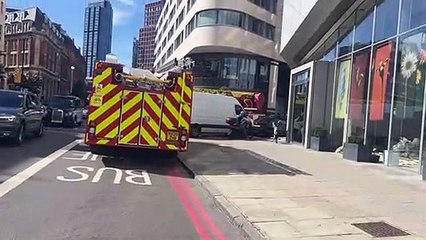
[{"xmin": 0, "ymin": 139, "xmax": 82, "ymax": 199}]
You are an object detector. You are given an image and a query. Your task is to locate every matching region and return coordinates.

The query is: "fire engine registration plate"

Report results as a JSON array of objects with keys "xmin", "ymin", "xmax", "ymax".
[{"xmin": 167, "ymin": 131, "xmax": 179, "ymax": 141}]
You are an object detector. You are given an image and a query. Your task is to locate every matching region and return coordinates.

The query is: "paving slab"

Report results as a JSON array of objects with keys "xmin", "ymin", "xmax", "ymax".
[{"xmin": 179, "ymin": 140, "xmax": 426, "ymax": 239}]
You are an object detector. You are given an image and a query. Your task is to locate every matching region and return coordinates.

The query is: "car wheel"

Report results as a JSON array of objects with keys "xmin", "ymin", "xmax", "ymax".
[
  {"xmin": 72, "ymin": 116, "xmax": 78, "ymax": 128},
  {"xmin": 14, "ymin": 123, "xmax": 25, "ymax": 145},
  {"xmin": 34, "ymin": 122, "xmax": 44, "ymax": 137}
]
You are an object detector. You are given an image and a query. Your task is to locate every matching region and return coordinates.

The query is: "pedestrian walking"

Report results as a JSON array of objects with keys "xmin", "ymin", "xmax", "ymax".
[{"xmin": 272, "ymin": 119, "xmax": 282, "ymax": 144}]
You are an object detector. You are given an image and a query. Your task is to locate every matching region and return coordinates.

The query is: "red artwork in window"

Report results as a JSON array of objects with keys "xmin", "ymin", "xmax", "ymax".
[
  {"xmin": 349, "ymin": 51, "xmax": 370, "ymax": 120},
  {"xmin": 369, "ymin": 43, "xmax": 393, "ymax": 121}
]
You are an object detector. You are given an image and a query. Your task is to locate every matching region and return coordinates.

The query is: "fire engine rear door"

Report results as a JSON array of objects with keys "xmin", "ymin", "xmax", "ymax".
[
  {"xmin": 118, "ymin": 90, "xmax": 143, "ymax": 145},
  {"xmin": 139, "ymin": 93, "xmax": 163, "ymax": 147}
]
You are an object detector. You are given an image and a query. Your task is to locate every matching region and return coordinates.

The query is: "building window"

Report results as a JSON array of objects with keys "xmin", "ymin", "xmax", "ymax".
[
  {"xmin": 338, "ymin": 14, "xmax": 355, "ymax": 56},
  {"xmin": 223, "ymin": 58, "xmax": 238, "ymax": 79},
  {"xmin": 194, "ymin": 9, "xmax": 275, "ymax": 40},
  {"xmin": 197, "ymin": 10, "xmax": 217, "ymax": 27},
  {"xmin": 354, "ymin": 6, "xmax": 374, "ymax": 50},
  {"xmin": 374, "ymin": 0, "xmax": 399, "ymax": 42},
  {"xmin": 248, "ymin": 0, "xmax": 277, "ymax": 14},
  {"xmin": 218, "ymin": 10, "xmax": 243, "ymax": 27},
  {"xmin": 258, "ymin": 62, "xmax": 269, "ymax": 82},
  {"xmin": 400, "ymin": 0, "xmax": 426, "ymax": 33}
]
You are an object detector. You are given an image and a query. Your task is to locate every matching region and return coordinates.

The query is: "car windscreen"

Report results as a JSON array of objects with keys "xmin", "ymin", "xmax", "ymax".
[
  {"xmin": 48, "ymin": 97, "xmax": 75, "ymax": 108},
  {"xmin": 0, "ymin": 92, "xmax": 24, "ymax": 108}
]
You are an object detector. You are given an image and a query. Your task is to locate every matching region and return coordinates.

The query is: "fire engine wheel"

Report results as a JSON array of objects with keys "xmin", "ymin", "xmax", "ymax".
[{"xmin": 190, "ymin": 125, "xmax": 201, "ymax": 138}]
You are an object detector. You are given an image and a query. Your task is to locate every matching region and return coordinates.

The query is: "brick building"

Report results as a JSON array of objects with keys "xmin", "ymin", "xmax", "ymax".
[
  {"xmin": 137, "ymin": 0, "xmax": 164, "ymax": 70},
  {"xmin": 3, "ymin": 7, "xmax": 85, "ymax": 99}
]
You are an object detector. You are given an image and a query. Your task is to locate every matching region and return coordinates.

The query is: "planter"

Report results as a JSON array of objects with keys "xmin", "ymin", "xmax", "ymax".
[
  {"xmin": 343, "ymin": 142, "xmax": 374, "ymax": 162},
  {"xmin": 384, "ymin": 150, "xmax": 400, "ymax": 167},
  {"xmin": 310, "ymin": 136, "xmax": 328, "ymax": 151}
]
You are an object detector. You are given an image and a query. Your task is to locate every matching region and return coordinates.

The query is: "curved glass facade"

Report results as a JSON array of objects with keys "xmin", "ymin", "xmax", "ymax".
[
  {"xmin": 190, "ymin": 53, "xmax": 271, "ymax": 94},
  {"xmin": 306, "ymin": 0, "xmax": 426, "ymax": 172},
  {"xmin": 191, "ymin": 9, "xmax": 275, "ymax": 40}
]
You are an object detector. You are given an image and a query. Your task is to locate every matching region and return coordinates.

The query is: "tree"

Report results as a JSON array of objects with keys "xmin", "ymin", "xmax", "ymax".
[{"xmin": 72, "ymin": 79, "xmax": 87, "ymax": 101}]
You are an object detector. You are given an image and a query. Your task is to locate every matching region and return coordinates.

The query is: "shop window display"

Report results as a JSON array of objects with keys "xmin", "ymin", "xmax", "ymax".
[
  {"xmin": 331, "ymin": 58, "xmax": 352, "ymax": 147},
  {"xmin": 390, "ymin": 30, "xmax": 426, "ymax": 168},
  {"xmin": 347, "ymin": 51, "xmax": 371, "ymax": 142},
  {"xmin": 366, "ymin": 41, "xmax": 395, "ymax": 152}
]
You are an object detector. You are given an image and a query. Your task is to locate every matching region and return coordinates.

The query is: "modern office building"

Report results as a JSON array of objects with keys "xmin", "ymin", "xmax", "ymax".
[
  {"xmin": 82, "ymin": 0, "xmax": 113, "ymax": 80},
  {"xmin": 132, "ymin": 37, "xmax": 138, "ymax": 68},
  {"xmin": 3, "ymin": 7, "xmax": 85, "ymax": 98},
  {"xmin": 281, "ymin": 0, "xmax": 426, "ymax": 179},
  {"xmin": 137, "ymin": 0, "xmax": 165, "ymax": 70},
  {"xmin": 153, "ymin": 0, "xmax": 288, "ymax": 115}
]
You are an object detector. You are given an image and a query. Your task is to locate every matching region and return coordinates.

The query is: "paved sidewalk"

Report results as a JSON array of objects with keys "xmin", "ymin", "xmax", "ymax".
[{"xmin": 180, "ymin": 139, "xmax": 426, "ymax": 240}]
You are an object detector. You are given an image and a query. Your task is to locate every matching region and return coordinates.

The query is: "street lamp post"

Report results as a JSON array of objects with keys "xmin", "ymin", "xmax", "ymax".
[
  {"xmin": 70, "ymin": 65, "xmax": 75, "ymax": 94},
  {"xmin": 20, "ymin": 38, "xmax": 25, "ymax": 87}
]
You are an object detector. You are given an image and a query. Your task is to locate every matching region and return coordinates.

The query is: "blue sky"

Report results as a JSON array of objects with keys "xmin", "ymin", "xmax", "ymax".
[{"xmin": 7, "ymin": 0, "xmax": 150, "ymax": 66}]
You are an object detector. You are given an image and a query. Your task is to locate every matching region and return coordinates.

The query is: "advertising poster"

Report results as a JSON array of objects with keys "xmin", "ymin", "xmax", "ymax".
[
  {"xmin": 335, "ymin": 59, "xmax": 352, "ymax": 119},
  {"xmin": 349, "ymin": 52, "xmax": 370, "ymax": 120},
  {"xmin": 369, "ymin": 43, "xmax": 393, "ymax": 121}
]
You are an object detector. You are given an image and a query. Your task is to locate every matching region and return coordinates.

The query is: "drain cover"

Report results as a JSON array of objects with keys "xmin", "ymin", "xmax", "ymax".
[{"xmin": 352, "ymin": 222, "xmax": 410, "ymax": 238}]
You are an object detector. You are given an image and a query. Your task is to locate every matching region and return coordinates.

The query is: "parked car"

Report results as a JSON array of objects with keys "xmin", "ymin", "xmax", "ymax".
[
  {"xmin": 0, "ymin": 90, "xmax": 44, "ymax": 145},
  {"xmin": 44, "ymin": 95, "xmax": 84, "ymax": 127},
  {"xmin": 250, "ymin": 114, "xmax": 287, "ymax": 138},
  {"xmin": 190, "ymin": 92, "xmax": 244, "ymax": 138}
]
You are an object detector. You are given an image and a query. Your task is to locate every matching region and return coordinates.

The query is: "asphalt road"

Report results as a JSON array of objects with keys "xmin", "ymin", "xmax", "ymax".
[{"xmin": 0, "ymin": 126, "xmax": 243, "ymax": 240}]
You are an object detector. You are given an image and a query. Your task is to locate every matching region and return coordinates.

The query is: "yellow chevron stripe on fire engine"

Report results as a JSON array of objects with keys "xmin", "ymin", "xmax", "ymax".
[
  {"xmin": 89, "ymin": 85, "xmax": 121, "ymax": 121},
  {"xmin": 120, "ymin": 127, "xmax": 139, "ymax": 144},
  {"xmin": 103, "ymin": 126, "xmax": 119, "ymax": 139},
  {"xmin": 166, "ymin": 144, "xmax": 178, "ymax": 150},
  {"xmin": 118, "ymin": 91, "xmax": 143, "ymax": 144},
  {"xmin": 93, "ymin": 68, "xmax": 112, "ymax": 86},
  {"xmin": 180, "ymin": 104, "xmax": 191, "ymax": 129},
  {"xmin": 97, "ymin": 139, "xmax": 109, "ymax": 145},
  {"xmin": 141, "ymin": 94, "xmax": 161, "ymax": 146},
  {"xmin": 144, "ymin": 94, "xmax": 162, "ymax": 131},
  {"xmin": 164, "ymin": 96, "xmax": 180, "ymax": 118},
  {"xmin": 95, "ymin": 108, "xmax": 120, "ymax": 134}
]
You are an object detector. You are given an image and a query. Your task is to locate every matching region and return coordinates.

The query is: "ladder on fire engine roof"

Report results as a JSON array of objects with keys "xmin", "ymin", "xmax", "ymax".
[
  {"xmin": 117, "ymin": 68, "xmax": 173, "ymax": 85},
  {"xmin": 106, "ymin": 55, "xmax": 194, "ymax": 86}
]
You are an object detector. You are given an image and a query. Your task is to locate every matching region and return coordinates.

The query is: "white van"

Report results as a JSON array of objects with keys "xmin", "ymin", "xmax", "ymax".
[{"xmin": 190, "ymin": 92, "xmax": 243, "ymax": 137}]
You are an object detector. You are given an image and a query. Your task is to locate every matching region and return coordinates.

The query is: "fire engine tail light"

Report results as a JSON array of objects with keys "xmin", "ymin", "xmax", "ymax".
[
  {"xmin": 180, "ymin": 131, "xmax": 188, "ymax": 148},
  {"xmin": 88, "ymin": 121, "xmax": 96, "ymax": 138},
  {"xmin": 89, "ymin": 127, "xmax": 95, "ymax": 134}
]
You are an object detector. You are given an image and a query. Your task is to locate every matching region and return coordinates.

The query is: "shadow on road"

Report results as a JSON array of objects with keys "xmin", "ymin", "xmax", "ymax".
[{"xmin": 180, "ymin": 142, "xmax": 310, "ymax": 177}]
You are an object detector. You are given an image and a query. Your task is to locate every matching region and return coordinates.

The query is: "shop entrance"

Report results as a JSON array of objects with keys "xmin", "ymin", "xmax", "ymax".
[{"xmin": 287, "ymin": 69, "xmax": 310, "ymax": 145}]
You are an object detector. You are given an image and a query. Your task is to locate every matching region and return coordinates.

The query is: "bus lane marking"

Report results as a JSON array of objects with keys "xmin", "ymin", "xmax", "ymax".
[{"xmin": 57, "ymin": 151, "xmax": 152, "ymax": 186}]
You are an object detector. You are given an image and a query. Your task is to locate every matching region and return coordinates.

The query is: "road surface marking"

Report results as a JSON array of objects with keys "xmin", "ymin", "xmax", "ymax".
[
  {"xmin": 62, "ymin": 152, "xmax": 91, "ymax": 161},
  {"xmin": 56, "ymin": 167, "xmax": 152, "ymax": 185},
  {"xmin": 168, "ymin": 171, "xmax": 212, "ymax": 240},
  {"xmin": 0, "ymin": 140, "xmax": 82, "ymax": 199},
  {"xmin": 176, "ymin": 176, "xmax": 226, "ymax": 240},
  {"xmin": 90, "ymin": 154, "xmax": 98, "ymax": 161}
]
